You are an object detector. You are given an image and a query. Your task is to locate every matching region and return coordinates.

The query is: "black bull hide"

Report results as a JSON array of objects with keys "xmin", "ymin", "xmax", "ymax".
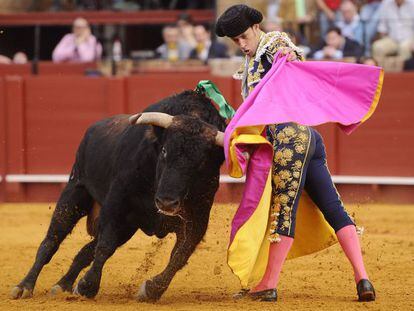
[{"xmin": 11, "ymin": 90, "xmax": 227, "ymax": 301}]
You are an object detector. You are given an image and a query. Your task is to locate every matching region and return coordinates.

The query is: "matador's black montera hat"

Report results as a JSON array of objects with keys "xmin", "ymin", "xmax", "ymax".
[{"xmin": 215, "ymin": 4, "xmax": 263, "ymax": 38}]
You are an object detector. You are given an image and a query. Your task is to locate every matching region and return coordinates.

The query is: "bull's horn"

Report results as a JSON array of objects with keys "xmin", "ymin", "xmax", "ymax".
[
  {"xmin": 129, "ymin": 112, "xmax": 174, "ymax": 128},
  {"xmin": 129, "ymin": 113, "xmax": 141, "ymax": 124},
  {"xmin": 215, "ymin": 131, "xmax": 224, "ymax": 147}
]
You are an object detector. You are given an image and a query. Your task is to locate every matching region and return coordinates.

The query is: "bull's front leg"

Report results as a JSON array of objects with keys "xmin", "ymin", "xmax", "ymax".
[
  {"xmin": 137, "ymin": 216, "xmax": 208, "ymax": 302},
  {"xmin": 73, "ymin": 185, "xmax": 139, "ymax": 299},
  {"xmin": 74, "ymin": 217, "xmax": 138, "ymax": 298}
]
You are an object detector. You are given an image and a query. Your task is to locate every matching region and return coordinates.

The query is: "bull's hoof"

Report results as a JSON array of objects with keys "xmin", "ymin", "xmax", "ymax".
[
  {"xmin": 136, "ymin": 281, "xmax": 150, "ymax": 302},
  {"xmin": 11, "ymin": 285, "xmax": 33, "ymax": 299},
  {"xmin": 50, "ymin": 284, "xmax": 65, "ymax": 297},
  {"xmin": 136, "ymin": 279, "xmax": 164, "ymax": 302},
  {"xmin": 73, "ymin": 283, "xmax": 80, "ymax": 295},
  {"xmin": 73, "ymin": 277, "xmax": 98, "ymax": 299}
]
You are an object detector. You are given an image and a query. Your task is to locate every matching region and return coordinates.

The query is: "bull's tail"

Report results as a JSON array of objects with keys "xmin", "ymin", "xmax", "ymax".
[{"xmin": 86, "ymin": 201, "xmax": 101, "ymax": 237}]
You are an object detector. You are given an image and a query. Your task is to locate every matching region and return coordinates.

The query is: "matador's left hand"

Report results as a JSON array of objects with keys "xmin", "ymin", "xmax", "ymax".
[{"xmin": 279, "ymin": 47, "xmax": 298, "ymax": 62}]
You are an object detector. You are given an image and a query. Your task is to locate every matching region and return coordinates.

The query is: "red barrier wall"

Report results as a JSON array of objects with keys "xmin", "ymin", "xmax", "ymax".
[
  {"xmin": 38, "ymin": 62, "xmax": 97, "ymax": 75},
  {"xmin": 0, "ymin": 64, "xmax": 31, "ymax": 76},
  {"xmin": 335, "ymin": 73, "xmax": 414, "ymax": 176},
  {"xmin": 0, "ymin": 78, "xmax": 6, "ymax": 201},
  {"xmin": 0, "ymin": 72, "xmax": 414, "ymax": 203},
  {"xmin": 0, "ymin": 63, "xmax": 97, "ymax": 76}
]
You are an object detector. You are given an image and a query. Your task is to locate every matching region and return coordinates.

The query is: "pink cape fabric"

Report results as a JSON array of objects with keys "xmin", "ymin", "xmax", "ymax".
[{"xmin": 224, "ymin": 55, "xmax": 383, "ymax": 243}]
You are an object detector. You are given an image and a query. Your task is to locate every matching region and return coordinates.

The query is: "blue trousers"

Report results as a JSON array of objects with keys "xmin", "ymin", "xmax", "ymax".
[{"xmin": 266, "ymin": 123, "xmax": 354, "ymax": 240}]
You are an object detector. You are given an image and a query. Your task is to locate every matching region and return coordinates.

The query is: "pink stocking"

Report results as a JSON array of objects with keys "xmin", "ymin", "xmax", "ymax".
[
  {"xmin": 336, "ymin": 225, "xmax": 369, "ymax": 283},
  {"xmin": 251, "ymin": 235, "xmax": 294, "ymax": 292}
]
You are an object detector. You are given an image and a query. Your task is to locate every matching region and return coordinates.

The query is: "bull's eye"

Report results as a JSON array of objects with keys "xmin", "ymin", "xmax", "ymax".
[{"xmin": 161, "ymin": 147, "xmax": 167, "ymax": 158}]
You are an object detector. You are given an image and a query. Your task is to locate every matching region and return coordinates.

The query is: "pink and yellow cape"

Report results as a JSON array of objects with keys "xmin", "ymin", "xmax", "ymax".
[{"xmin": 224, "ymin": 55, "xmax": 383, "ymax": 289}]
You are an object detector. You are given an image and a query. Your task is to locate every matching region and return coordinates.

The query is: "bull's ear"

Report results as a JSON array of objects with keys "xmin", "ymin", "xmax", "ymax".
[{"xmin": 144, "ymin": 127, "xmax": 159, "ymax": 143}]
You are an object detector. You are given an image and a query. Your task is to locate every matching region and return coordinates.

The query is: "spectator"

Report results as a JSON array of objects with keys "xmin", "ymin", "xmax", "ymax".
[
  {"xmin": 336, "ymin": 0, "xmax": 364, "ymax": 45},
  {"xmin": 12, "ymin": 52, "xmax": 28, "ymax": 64},
  {"xmin": 359, "ymin": 0, "xmax": 382, "ymax": 56},
  {"xmin": 316, "ymin": 0, "xmax": 342, "ymax": 38},
  {"xmin": 312, "ymin": 26, "xmax": 364, "ymax": 60},
  {"xmin": 359, "ymin": 56, "xmax": 378, "ymax": 65},
  {"xmin": 285, "ymin": 29, "xmax": 312, "ymax": 57},
  {"xmin": 278, "ymin": 0, "xmax": 317, "ymax": 40},
  {"xmin": 263, "ymin": 18, "xmax": 284, "ymax": 32},
  {"xmin": 372, "ymin": 0, "xmax": 414, "ymax": 61},
  {"xmin": 0, "ymin": 52, "xmax": 29, "ymax": 64},
  {"xmin": 189, "ymin": 24, "xmax": 229, "ymax": 62},
  {"xmin": 52, "ymin": 17, "xmax": 102, "ymax": 63},
  {"xmin": 267, "ymin": 0, "xmax": 281, "ymax": 20},
  {"xmin": 176, "ymin": 13, "xmax": 197, "ymax": 57},
  {"xmin": 156, "ymin": 25, "xmax": 191, "ymax": 61},
  {"xmin": 404, "ymin": 42, "xmax": 414, "ymax": 70},
  {"xmin": 0, "ymin": 55, "xmax": 12, "ymax": 64}
]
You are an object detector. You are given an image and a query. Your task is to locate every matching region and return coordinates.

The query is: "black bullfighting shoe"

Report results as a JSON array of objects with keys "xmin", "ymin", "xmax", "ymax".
[
  {"xmin": 357, "ymin": 279, "xmax": 376, "ymax": 302},
  {"xmin": 248, "ymin": 288, "xmax": 278, "ymax": 302},
  {"xmin": 232, "ymin": 288, "xmax": 250, "ymax": 300}
]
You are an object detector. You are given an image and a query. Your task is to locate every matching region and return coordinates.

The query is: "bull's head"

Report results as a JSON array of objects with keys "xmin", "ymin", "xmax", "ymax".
[{"xmin": 129, "ymin": 112, "xmax": 224, "ymax": 217}]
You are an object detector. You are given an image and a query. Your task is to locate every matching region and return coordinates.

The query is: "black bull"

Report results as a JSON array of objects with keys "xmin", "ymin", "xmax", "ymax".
[{"xmin": 11, "ymin": 90, "xmax": 227, "ymax": 301}]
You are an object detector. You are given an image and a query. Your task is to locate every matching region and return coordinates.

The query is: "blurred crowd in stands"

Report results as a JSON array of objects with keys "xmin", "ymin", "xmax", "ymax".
[
  {"xmin": 0, "ymin": 0, "xmax": 414, "ymax": 72},
  {"xmin": 155, "ymin": 13, "xmax": 229, "ymax": 62},
  {"xmin": 0, "ymin": 52, "xmax": 29, "ymax": 65},
  {"xmin": 31, "ymin": 0, "xmax": 213, "ymax": 11}
]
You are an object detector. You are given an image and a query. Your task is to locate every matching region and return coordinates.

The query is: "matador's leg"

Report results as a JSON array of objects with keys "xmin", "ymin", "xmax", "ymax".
[
  {"xmin": 251, "ymin": 123, "xmax": 314, "ymax": 296},
  {"xmin": 304, "ymin": 129, "xmax": 375, "ymax": 301}
]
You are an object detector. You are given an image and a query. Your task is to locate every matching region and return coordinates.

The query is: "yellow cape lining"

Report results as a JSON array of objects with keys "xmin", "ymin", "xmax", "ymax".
[{"xmin": 361, "ymin": 69, "xmax": 384, "ymax": 124}]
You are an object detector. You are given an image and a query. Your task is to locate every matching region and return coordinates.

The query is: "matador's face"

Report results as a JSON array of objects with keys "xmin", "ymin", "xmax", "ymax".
[{"xmin": 231, "ymin": 24, "xmax": 261, "ymax": 57}]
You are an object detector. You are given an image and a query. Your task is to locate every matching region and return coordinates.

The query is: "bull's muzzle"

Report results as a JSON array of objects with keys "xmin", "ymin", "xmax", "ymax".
[{"xmin": 155, "ymin": 196, "xmax": 182, "ymax": 216}]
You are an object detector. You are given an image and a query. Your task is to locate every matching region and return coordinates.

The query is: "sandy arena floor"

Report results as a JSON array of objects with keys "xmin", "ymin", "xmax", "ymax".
[{"xmin": 0, "ymin": 202, "xmax": 413, "ymax": 310}]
